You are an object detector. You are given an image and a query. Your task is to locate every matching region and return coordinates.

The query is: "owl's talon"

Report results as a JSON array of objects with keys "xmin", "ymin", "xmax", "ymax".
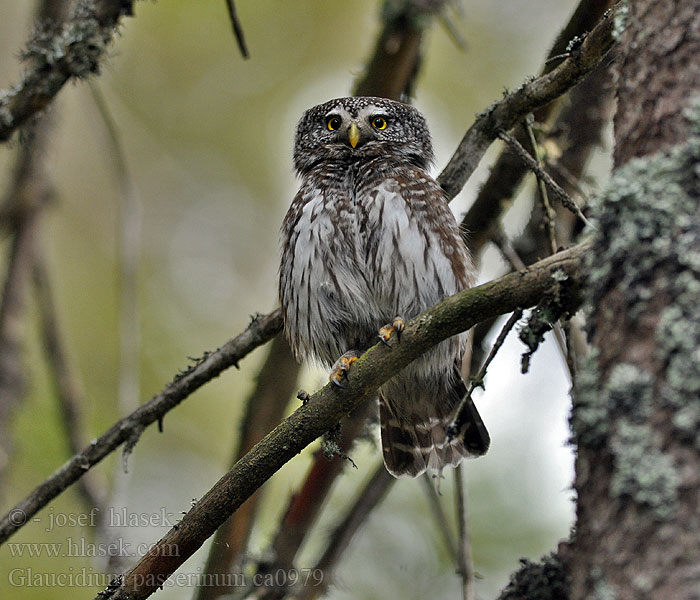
[
  {"xmin": 329, "ymin": 351, "xmax": 359, "ymax": 388},
  {"xmin": 378, "ymin": 316, "xmax": 406, "ymax": 346}
]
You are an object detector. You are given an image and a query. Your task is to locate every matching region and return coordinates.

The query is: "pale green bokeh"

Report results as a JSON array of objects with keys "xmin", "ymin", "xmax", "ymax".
[{"xmin": 0, "ymin": 1, "xmax": 589, "ymax": 598}]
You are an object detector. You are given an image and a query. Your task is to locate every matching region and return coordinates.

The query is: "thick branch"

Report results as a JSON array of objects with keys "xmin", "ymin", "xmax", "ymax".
[
  {"xmin": 0, "ymin": 310, "xmax": 282, "ymax": 545},
  {"xmin": 438, "ymin": 3, "xmax": 618, "ymax": 200},
  {"xmin": 96, "ymin": 241, "xmax": 589, "ymax": 600},
  {"xmin": 0, "ymin": 0, "xmax": 136, "ymax": 142}
]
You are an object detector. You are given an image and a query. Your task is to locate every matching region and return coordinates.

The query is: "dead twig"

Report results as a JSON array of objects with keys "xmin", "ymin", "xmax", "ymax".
[
  {"xmin": 498, "ymin": 129, "xmax": 591, "ymax": 230},
  {"xmin": 224, "ymin": 0, "xmax": 249, "ymax": 59},
  {"xmin": 449, "ymin": 309, "xmax": 524, "ymax": 441}
]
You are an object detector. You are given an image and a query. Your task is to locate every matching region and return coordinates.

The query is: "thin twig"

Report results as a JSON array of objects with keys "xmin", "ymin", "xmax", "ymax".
[
  {"xmin": 224, "ymin": 0, "xmax": 249, "ymax": 59},
  {"xmin": 88, "ymin": 81, "xmax": 142, "ymax": 571},
  {"xmin": 455, "ymin": 463, "xmax": 475, "ymax": 600},
  {"xmin": 498, "ymin": 129, "xmax": 591, "ymax": 230},
  {"xmin": 32, "ymin": 251, "xmax": 105, "ymax": 517},
  {"xmin": 449, "ymin": 309, "xmax": 524, "ymax": 441},
  {"xmin": 93, "ymin": 242, "xmax": 589, "ymax": 600},
  {"xmin": 89, "ymin": 82, "xmax": 142, "ymax": 419},
  {"xmin": 523, "ymin": 120, "xmax": 558, "ymax": 254},
  {"xmin": 0, "ymin": 309, "xmax": 283, "ymax": 545},
  {"xmin": 421, "ymin": 473, "xmax": 458, "ymax": 562}
]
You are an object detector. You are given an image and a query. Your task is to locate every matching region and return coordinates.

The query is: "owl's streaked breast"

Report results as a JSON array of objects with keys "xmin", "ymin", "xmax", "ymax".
[{"xmin": 280, "ymin": 160, "xmax": 470, "ymax": 369}]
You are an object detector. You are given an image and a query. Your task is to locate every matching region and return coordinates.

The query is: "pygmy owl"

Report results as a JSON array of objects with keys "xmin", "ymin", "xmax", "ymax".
[{"xmin": 279, "ymin": 97, "xmax": 489, "ymax": 477}]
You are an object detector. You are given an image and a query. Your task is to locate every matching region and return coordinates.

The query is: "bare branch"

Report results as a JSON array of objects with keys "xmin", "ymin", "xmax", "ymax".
[
  {"xmin": 421, "ymin": 474, "xmax": 458, "ymax": 562},
  {"xmin": 0, "ymin": 0, "xmax": 137, "ymax": 143},
  {"xmin": 438, "ymin": 3, "xmax": 619, "ymax": 200},
  {"xmin": 95, "ymin": 242, "xmax": 589, "ymax": 600},
  {"xmin": 0, "ymin": 310, "xmax": 282, "ymax": 545},
  {"xmin": 457, "ymin": 0, "xmax": 615, "ymax": 257},
  {"xmin": 224, "ymin": 0, "xmax": 249, "ymax": 59},
  {"xmin": 354, "ymin": 0, "xmax": 450, "ymax": 100}
]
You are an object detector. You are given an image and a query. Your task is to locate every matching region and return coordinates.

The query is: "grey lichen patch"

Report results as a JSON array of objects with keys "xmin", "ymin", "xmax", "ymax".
[
  {"xmin": 571, "ymin": 360, "xmax": 653, "ymax": 447},
  {"xmin": 610, "ymin": 422, "xmax": 679, "ymax": 520},
  {"xmin": 571, "ymin": 351, "xmax": 610, "ymax": 446},
  {"xmin": 590, "ymin": 566, "xmax": 618, "ymax": 600},
  {"xmin": 21, "ymin": 6, "xmax": 110, "ymax": 80},
  {"xmin": 604, "ymin": 363, "xmax": 653, "ymax": 417},
  {"xmin": 573, "ymin": 97, "xmax": 700, "ymax": 518},
  {"xmin": 611, "ymin": 0, "xmax": 629, "ymax": 42}
]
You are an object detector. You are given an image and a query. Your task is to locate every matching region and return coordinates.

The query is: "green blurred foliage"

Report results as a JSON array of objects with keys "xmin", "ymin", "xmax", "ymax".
[{"xmin": 0, "ymin": 1, "xmax": 585, "ymax": 598}]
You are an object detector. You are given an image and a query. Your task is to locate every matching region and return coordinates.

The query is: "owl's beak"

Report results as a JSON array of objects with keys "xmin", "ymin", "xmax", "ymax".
[{"xmin": 348, "ymin": 122, "xmax": 361, "ymax": 148}]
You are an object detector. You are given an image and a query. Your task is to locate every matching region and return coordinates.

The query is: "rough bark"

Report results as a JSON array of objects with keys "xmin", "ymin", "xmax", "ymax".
[{"xmin": 569, "ymin": 2, "xmax": 700, "ymax": 599}]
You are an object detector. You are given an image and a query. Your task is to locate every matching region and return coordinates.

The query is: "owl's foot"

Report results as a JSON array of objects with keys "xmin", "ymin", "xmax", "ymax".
[
  {"xmin": 378, "ymin": 316, "xmax": 405, "ymax": 346},
  {"xmin": 329, "ymin": 351, "xmax": 360, "ymax": 388}
]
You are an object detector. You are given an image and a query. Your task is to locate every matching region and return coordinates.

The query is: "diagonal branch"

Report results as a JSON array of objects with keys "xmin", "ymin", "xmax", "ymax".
[
  {"xmin": 438, "ymin": 2, "xmax": 619, "ymax": 201},
  {"xmin": 0, "ymin": 309, "xmax": 282, "ymax": 545},
  {"xmin": 0, "ymin": 0, "xmax": 137, "ymax": 143},
  {"xmin": 457, "ymin": 0, "xmax": 615, "ymax": 257},
  {"xmin": 96, "ymin": 241, "xmax": 590, "ymax": 600}
]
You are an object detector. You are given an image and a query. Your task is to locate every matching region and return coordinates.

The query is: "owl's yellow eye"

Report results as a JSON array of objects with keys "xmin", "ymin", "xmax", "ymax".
[
  {"xmin": 327, "ymin": 116, "xmax": 342, "ymax": 131},
  {"xmin": 371, "ymin": 116, "xmax": 387, "ymax": 130}
]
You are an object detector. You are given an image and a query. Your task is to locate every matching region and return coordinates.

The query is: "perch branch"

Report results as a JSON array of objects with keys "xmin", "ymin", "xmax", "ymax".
[
  {"xmin": 0, "ymin": 310, "xmax": 282, "ymax": 545},
  {"xmin": 95, "ymin": 241, "xmax": 589, "ymax": 600},
  {"xmin": 252, "ymin": 402, "xmax": 374, "ymax": 600},
  {"xmin": 195, "ymin": 334, "xmax": 300, "ymax": 600}
]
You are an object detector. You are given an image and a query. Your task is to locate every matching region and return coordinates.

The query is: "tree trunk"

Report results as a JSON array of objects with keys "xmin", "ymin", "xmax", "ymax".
[{"xmin": 569, "ymin": 1, "xmax": 700, "ymax": 599}]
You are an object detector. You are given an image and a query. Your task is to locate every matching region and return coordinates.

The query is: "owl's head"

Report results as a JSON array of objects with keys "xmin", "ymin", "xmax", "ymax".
[{"xmin": 293, "ymin": 97, "xmax": 434, "ymax": 175}]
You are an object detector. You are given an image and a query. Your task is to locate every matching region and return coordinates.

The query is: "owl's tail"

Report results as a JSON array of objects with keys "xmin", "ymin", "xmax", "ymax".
[{"xmin": 379, "ymin": 376, "xmax": 490, "ymax": 478}]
